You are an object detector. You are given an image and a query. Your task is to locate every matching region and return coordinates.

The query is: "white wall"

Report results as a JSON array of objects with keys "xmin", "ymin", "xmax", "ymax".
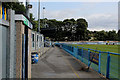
[{"xmin": 31, "ymin": 31, "xmax": 44, "ymax": 52}]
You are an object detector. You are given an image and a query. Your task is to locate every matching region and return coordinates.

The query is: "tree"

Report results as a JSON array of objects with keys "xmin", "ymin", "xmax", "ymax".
[
  {"xmin": 93, "ymin": 30, "xmax": 118, "ymax": 41},
  {"xmin": 39, "ymin": 18, "xmax": 89, "ymax": 41},
  {"xmin": 32, "ymin": 21, "xmax": 38, "ymax": 31},
  {"xmin": 94, "ymin": 30, "xmax": 107, "ymax": 41},
  {"xmin": 76, "ymin": 18, "xmax": 88, "ymax": 40},
  {"xmin": 3, "ymin": 2, "xmax": 26, "ymax": 14},
  {"xmin": 30, "ymin": 13, "xmax": 35, "ymax": 21},
  {"xmin": 118, "ymin": 29, "xmax": 120, "ymax": 41},
  {"xmin": 107, "ymin": 30, "xmax": 117, "ymax": 41}
]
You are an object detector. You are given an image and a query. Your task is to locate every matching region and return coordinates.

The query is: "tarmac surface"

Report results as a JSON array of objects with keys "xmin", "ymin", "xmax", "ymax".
[{"xmin": 32, "ymin": 47, "xmax": 103, "ymax": 79}]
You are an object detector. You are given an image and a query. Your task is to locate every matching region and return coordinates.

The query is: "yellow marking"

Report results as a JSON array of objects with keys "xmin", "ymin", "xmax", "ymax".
[
  {"xmin": 55, "ymin": 47, "xmax": 80, "ymax": 78},
  {"xmin": 5, "ymin": 8, "xmax": 6, "ymax": 20},
  {"xmin": 62, "ymin": 54, "xmax": 80, "ymax": 78},
  {"xmin": 68, "ymin": 62, "xmax": 80, "ymax": 78}
]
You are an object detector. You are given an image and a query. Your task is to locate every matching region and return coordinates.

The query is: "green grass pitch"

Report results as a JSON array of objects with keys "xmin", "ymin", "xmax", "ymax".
[{"xmin": 71, "ymin": 44, "xmax": 119, "ymax": 53}]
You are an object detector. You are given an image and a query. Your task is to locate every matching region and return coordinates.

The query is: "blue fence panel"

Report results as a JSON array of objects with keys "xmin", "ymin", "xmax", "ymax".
[
  {"xmin": 109, "ymin": 53, "xmax": 120, "ymax": 79},
  {"xmin": 73, "ymin": 47, "xmax": 78, "ymax": 58},
  {"xmin": 78, "ymin": 48, "xmax": 82, "ymax": 56},
  {"xmin": 98, "ymin": 51, "xmax": 101, "ymax": 73},
  {"xmin": 99, "ymin": 52, "xmax": 108, "ymax": 76},
  {"xmin": 106, "ymin": 53, "xmax": 110, "ymax": 78},
  {"xmin": 82, "ymin": 49, "xmax": 89, "ymax": 65},
  {"xmin": 83, "ymin": 49, "xmax": 89, "ymax": 60},
  {"xmin": 78, "ymin": 48, "xmax": 83, "ymax": 61}
]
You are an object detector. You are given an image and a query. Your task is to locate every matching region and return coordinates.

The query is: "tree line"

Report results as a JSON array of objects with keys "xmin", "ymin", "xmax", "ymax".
[{"xmin": 31, "ymin": 17, "xmax": 119, "ymax": 41}]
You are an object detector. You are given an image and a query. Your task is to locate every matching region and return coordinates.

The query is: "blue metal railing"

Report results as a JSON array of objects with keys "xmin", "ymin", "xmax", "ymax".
[{"xmin": 55, "ymin": 43, "xmax": 120, "ymax": 79}]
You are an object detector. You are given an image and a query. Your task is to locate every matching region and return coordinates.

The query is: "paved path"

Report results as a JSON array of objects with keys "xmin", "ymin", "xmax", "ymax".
[{"xmin": 32, "ymin": 47, "xmax": 103, "ymax": 78}]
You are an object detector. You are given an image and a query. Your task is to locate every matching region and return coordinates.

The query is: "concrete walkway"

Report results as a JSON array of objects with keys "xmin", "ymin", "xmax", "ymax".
[{"xmin": 32, "ymin": 47, "xmax": 103, "ymax": 78}]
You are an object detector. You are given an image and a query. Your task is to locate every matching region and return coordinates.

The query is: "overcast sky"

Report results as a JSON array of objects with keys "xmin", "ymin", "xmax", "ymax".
[{"xmin": 28, "ymin": 1, "xmax": 118, "ymax": 31}]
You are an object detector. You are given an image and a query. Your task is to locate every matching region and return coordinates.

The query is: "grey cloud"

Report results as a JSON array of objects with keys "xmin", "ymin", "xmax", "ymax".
[{"xmin": 86, "ymin": 13, "xmax": 118, "ymax": 31}]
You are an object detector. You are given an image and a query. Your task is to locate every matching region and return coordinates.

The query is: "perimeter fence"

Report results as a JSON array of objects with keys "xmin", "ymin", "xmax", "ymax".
[{"xmin": 55, "ymin": 43, "xmax": 120, "ymax": 79}]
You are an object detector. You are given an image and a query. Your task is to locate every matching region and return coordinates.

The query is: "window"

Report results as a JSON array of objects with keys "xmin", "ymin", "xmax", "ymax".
[
  {"xmin": 32, "ymin": 34, "xmax": 34, "ymax": 41},
  {"xmin": 37, "ymin": 35, "xmax": 39, "ymax": 42},
  {"xmin": 41, "ymin": 36, "xmax": 42, "ymax": 41},
  {"xmin": 39, "ymin": 36, "xmax": 41, "ymax": 47},
  {"xmin": 32, "ymin": 34, "xmax": 34, "ymax": 47},
  {"xmin": 37, "ymin": 35, "xmax": 39, "ymax": 47}
]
